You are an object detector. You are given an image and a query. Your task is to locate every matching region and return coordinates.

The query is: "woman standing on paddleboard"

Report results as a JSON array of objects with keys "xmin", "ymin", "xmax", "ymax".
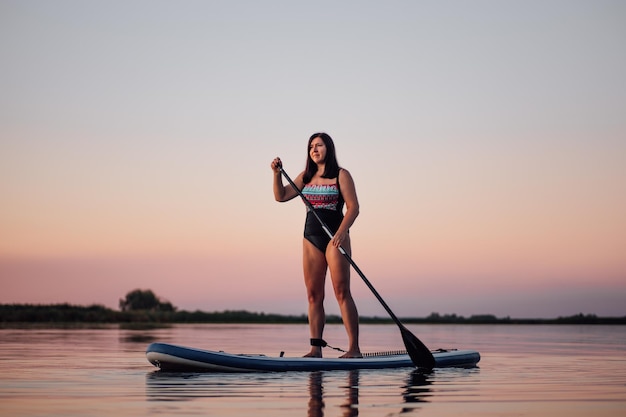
[{"xmin": 271, "ymin": 133, "xmax": 362, "ymax": 358}]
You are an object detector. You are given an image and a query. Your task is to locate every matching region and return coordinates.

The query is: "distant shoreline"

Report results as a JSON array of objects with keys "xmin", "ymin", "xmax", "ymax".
[{"xmin": 1, "ymin": 303, "xmax": 625, "ymax": 325}]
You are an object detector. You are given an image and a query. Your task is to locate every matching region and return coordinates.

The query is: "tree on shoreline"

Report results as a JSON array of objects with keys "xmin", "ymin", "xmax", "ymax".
[{"xmin": 119, "ymin": 289, "xmax": 175, "ymax": 312}]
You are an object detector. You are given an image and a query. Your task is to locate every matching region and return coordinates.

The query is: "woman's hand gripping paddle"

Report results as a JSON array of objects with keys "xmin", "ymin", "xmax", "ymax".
[{"xmin": 279, "ymin": 165, "xmax": 435, "ymax": 369}]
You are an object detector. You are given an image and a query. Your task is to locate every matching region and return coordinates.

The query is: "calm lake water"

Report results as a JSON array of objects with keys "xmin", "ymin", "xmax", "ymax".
[{"xmin": 0, "ymin": 323, "xmax": 625, "ymax": 416}]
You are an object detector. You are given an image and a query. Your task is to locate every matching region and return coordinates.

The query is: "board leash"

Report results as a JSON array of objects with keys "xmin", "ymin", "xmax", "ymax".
[{"xmin": 311, "ymin": 338, "xmax": 346, "ymax": 353}]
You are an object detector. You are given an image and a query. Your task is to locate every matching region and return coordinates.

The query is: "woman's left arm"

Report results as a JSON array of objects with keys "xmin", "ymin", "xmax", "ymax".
[{"xmin": 333, "ymin": 168, "xmax": 360, "ymax": 247}]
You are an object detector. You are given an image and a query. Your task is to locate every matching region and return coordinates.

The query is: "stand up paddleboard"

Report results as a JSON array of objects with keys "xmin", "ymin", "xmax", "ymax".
[{"xmin": 146, "ymin": 342, "xmax": 480, "ymax": 372}]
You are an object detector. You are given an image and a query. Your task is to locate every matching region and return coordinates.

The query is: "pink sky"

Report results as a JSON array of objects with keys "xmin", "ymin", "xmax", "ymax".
[{"xmin": 1, "ymin": 1, "xmax": 625, "ymax": 318}]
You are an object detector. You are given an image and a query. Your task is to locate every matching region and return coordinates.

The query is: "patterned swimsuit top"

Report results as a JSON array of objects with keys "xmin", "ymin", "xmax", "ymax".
[{"xmin": 301, "ymin": 182, "xmax": 343, "ymax": 211}]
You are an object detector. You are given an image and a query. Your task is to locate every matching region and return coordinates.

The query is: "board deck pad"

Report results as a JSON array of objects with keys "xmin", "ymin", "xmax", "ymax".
[{"xmin": 146, "ymin": 342, "xmax": 480, "ymax": 372}]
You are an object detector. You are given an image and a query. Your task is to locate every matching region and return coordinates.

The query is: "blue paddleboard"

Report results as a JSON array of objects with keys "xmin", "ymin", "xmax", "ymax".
[{"xmin": 146, "ymin": 342, "xmax": 480, "ymax": 372}]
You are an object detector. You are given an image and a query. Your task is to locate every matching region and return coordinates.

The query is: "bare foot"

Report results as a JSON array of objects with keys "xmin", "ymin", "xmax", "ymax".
[
  {"xmin": 339, "ymin": 351, "xmax": 363, "ymax": 359},
  {"xmin": 303, "ymin": 348, "xmax": 322, "ymax": 358}
]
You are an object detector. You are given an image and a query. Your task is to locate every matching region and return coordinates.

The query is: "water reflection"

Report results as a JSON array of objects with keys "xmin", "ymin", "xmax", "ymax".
[
  {"xmin": 401, "ymin": 370, "xmax": 433, "ymax": 413},
  {"xmin": 340, "ymin": 370, "xmax": 359, "ymax": 417},
  {"xmin": 146, "ymin": 368, "xmax": 435, "ymax": 415},
  {"xmin": 119, "ymin": 332, "xmax": 158, "ymax": 344},
  {"xmin": 308, "ymin": 372, "xmax": 324, "ymax": 417},
  {"xmin": 308, "ymin": 370, "xmax": 360, "ymax": 417}
]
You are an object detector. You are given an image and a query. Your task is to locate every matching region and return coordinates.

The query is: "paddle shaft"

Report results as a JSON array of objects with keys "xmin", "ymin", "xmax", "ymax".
[
  {"xmin": 279, "ymin": 167, "xmax": 412, "ymax": 333},
  {"xmin": 279, "ymin": 166, "xmax": 435, "ymax": 368}
]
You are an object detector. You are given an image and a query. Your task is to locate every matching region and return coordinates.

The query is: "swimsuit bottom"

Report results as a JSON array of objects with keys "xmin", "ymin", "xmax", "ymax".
[{"xmin": 304, "ymin": 209, "xmax": 344, "ymax": 253}]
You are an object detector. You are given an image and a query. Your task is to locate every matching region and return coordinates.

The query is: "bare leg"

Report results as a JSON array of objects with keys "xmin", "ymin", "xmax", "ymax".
[
  {"xmin": 327, "ymin": 237, "xmax": 362, "ymax": 358},
  {"xmin": 303, "ymin": 239, "xmax": 328, "ymax": 357}
]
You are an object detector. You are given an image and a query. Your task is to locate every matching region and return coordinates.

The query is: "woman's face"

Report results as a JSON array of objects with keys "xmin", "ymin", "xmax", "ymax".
[{"xmin": 309, "ymin": 137, "xmax": 327, "ymax": 164}]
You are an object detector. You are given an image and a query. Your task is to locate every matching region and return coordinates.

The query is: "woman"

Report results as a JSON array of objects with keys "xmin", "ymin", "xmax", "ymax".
[{"xmin": 271, "ymin": 133, "xmax": 362, "ymax": 358}]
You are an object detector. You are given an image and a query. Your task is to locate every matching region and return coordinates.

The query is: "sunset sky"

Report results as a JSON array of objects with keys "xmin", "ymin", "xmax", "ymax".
[{"xmin": 1, "ymin": 0, "xmax": 625, "ymax": 319}]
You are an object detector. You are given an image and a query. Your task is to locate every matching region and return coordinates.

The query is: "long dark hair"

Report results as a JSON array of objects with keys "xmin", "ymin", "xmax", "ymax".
[{"xmin": 303, "ymin": 132, "xmax": 341, "ymax": 184}]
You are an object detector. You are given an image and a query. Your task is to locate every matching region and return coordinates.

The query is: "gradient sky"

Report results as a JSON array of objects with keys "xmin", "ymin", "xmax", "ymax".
[{"xmin": 1, "ymin": 0, "xmax": 625, "ymax": 319}]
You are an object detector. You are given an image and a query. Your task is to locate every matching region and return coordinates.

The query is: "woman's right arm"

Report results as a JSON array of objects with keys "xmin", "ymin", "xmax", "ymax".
[{"xmin": 271, "ymin": 157, "xmax": 302, "ymax": 202}]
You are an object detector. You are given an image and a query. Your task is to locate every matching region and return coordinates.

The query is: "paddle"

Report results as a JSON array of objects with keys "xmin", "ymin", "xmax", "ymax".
[{"xmin": 279, "ymin": 166, "xmax": 436, "ymax": 369}]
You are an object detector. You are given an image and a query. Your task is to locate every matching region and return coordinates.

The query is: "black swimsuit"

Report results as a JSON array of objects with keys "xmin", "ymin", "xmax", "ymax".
[{"xmin": 302, "ymin": 174, "xmax": 345, "ymax": 253}]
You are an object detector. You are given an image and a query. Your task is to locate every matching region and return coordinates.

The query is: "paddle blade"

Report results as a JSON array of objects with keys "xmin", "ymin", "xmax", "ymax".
[{"xmin": 401, "ymin": 325, "xmax": 435, "ymax": 369}]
